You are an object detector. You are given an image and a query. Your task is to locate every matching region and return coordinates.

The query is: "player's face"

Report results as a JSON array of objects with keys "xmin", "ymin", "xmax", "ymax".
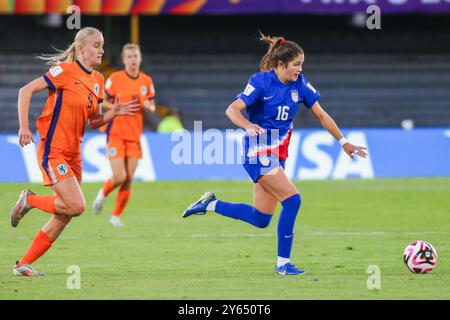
[
  {"xmin": 123, "ymin": 49, "xmax": 142, "ymax": 71},
  {"xmin": 80, "ymin": 34, "xmax": 104, "ymax": 67},
  {"xmin": 284, "ymin": 54, "xmax": 304, "ymax": 82}
]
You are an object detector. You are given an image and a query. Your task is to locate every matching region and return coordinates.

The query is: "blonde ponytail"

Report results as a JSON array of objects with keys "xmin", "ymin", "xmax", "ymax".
[
  {"xmin": 38, "ymin": 43, "xmax": 76, "ymax": 66},
  {"xmin": 38, "ymin": 27, "xmax": 102, "ymax": 66}
]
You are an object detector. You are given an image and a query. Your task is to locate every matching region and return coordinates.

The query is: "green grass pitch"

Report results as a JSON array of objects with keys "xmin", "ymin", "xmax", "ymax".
[{"xmin": 0, "ymin": 178, "xmax": 449, "ymax": 299}]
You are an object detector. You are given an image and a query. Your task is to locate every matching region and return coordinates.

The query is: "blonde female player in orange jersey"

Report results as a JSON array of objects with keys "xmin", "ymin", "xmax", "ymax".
[
  {"xmin": 92, "ymin": 44, "xmax": 156, "ymax": 227},
  {"xmin": 10, "ymin": 27, "xmax": 140, "ymax": 277}
]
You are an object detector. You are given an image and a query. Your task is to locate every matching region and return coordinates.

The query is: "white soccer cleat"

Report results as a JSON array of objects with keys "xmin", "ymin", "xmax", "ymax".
[
  {"xmin": 11, "ymin": 189, "xmax": 34, "ymax": 227},
  {"xmin": 109, "ymin": 216, "xmax": 125, "ymax": 227},
  {"xmin": 13, "ymin": 262, "xmax": 45, "ymax": 277},
  {"xmin": 92, "ymin": 189, "xmax": 105, "ymax": 215}
]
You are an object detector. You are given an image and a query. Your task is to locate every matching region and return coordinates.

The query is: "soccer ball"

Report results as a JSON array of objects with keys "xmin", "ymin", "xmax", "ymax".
[{"xmin": 403, "ymin": 240, "xmax": 438, "ymax": 274}]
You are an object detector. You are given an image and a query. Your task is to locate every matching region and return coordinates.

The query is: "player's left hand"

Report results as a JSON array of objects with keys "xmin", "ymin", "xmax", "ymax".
[
  {"xmin": 143, "ymin": 100, "xmax": 156, "ymax": 113},
  {"xmin": 342, "ymin": 143, "xmax": 368, "ymax": 159}
]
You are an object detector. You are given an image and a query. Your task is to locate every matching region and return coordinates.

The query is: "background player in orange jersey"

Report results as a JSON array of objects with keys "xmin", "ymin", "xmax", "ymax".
[
  {"xmin": 92, "ymin": 43, "xmax": 156, "ymax": 227},
  {"xmin": 10, "ymin": 27, "xmax": 140, "ymax": 276}
]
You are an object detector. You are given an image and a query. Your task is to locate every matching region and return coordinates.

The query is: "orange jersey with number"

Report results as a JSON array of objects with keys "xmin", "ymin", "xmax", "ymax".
[
  {"xmin": 38, "ymin": 61, "xmax": 104, "ymax": 153},
  {"xmin": 103, "ymin": 70, "xmax": 155, "ymax": 141}
]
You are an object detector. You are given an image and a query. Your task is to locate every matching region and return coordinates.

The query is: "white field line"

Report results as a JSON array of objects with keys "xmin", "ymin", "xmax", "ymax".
[
  {"xmin": 15, "ymin": 231, "xmax": 447, "ymax": 241},
  {"xmin": 169, "ymin": 231, "xmax": 448, "ymax": 238}
]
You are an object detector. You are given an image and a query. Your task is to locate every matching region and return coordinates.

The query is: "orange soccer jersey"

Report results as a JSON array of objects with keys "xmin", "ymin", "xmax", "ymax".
[
  {"xmin": 103, "ymin": 70, "xmax": 155, "ymax": 142},
  {"xmin": 39, "ymin": 61, "xmax": 104, "ymax": 152},
  {"xmin": 38, "ymin": 60, "xmax": 104, "ymax": 185}
]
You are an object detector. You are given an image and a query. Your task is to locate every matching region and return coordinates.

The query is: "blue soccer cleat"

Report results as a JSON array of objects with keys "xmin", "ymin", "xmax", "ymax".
[
  {"xmin": 182, "ymin": 192, "xmax": 216, "ymax": 218},
  {"xmin": 275, "ymin": 263, "xmax": 306, "ymax": 275}
]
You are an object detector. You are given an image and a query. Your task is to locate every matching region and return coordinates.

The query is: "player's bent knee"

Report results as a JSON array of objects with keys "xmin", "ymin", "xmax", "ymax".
[
  {"xmin": 114, "ymin": 174, "xmax": 127, "ymax": 186},
  {"xmin": 121, "ymin": 177, "xmax": 132, "ymax": 189},
  {"xmin": 254, "ymin": 210, "xmax": 273, "ymax": 228},
  {"xmin": 255, "ymin": 219, "xmax": 271, "ymax": 228},
  {"xmin": 70, "ymin": 201, "xmax": 86, "ymax": 217}
]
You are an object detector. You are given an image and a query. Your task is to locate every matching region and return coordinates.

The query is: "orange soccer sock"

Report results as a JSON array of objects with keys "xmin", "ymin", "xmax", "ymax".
[
  {"xmin": 102, "ymin": 179, "xmax": 117, "ymax": 197},
  {"xmin": 18, "ymin": 230, "xmax": 55, "ymax": 266},
  {"xmin": 112, "ymin": 190, "xmax": 131, "ymax": 217},
  {"xmin": 27, "ymin": 195, "xmax": 56, "ymax": 214}
]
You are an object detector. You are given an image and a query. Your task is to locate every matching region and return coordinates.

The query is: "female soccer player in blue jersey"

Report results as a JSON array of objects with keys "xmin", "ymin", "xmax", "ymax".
[{"xmin": 182, "ymin": 34, "xmax": 367, "ymax": 275}]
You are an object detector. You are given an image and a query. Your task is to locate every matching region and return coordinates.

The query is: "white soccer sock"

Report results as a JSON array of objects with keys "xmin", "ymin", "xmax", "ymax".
[
  {"xmin": 277, "ymin": 257, "xmax": 290, "ymax": 267},
  {"xmin": 206, "ymin": 200, "xmax": 218, "ymax": 212},
  {"xmin": 96, "ymin": 189, "xmax": 105, "ymax": 202}
]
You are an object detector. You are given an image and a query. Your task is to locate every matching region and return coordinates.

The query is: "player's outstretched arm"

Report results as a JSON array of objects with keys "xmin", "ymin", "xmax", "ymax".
[
  {"xmin": 310, "ymin": 101, "xmax": 367, "ymax": 159},
  {"xmin": 89, "ymin": 98, "xmax": 140, "ymax": 129},
  {"xmin": 17, "ymin": 77, "xmax": 49, "ymax": 147},
  {"xmin": 225, "ymin": 98, "xmax": 265, "ymax": 136}
]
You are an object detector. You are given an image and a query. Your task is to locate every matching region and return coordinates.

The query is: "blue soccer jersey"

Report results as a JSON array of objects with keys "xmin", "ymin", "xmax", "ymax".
[{"xmin": 237, "ymin": 70, "xmax": 320, "ymax": 160}]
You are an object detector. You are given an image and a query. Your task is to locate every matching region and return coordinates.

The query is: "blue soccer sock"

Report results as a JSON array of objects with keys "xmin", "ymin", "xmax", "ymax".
[
  {"xmin": 277, "ymin": 194, "xmax": 301, "ymax": 259},
  {"xmin": 215, "ymin": 201, "xmax": 273, "ymax": 228}
]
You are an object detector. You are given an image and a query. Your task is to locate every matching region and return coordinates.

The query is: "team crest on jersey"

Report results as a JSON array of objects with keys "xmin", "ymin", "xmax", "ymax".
[
  {"xmin": 140, "ymin": 86, "xmax": 147, "ymax": 96},
  {"xmin": 258, "ymin": 155, "xmax": 271, "ymax": 167},
  {"xmin": 56, "ymin": 164, "xmax": 68, "ymax": 175},
  {"xmin": 94, "ymin": 84, "xmax": 100, "ymax": 96},
  {"xmin": 291, "ymin": 90, "xmax": 299, "ymax": 103},
  {"xmin": 109, "ymin": 147, "xmax": 117, "ymax": 157}
]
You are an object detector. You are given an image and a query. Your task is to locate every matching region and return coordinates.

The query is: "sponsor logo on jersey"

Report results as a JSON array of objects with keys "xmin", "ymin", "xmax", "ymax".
[{"xmin": 291, "ymin": 90, "xmax": 299, "ymax": 103}]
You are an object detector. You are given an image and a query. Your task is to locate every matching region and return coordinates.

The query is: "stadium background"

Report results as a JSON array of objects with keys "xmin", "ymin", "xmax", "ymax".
[
  {"xmin": 0, "ymin": 0, "xmax": 449, "ymax": 301},
  {"xmin": 0, "ymin": 1, "xmax": 449, "ymax": 182}
]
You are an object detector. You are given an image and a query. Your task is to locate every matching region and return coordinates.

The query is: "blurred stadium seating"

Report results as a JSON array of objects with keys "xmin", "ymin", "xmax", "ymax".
[
  {"xmin": 1, "ymin": 52, "xmax": 450, "ymax": 132},
  {"xmin": 0, "ymin": 14, "xmax": 449, "ymax": 133}
]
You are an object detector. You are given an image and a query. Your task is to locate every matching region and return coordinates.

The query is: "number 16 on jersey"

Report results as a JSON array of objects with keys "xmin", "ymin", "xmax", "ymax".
[{"xmin": 276, "ymin": 106, "xmax": 290, "ymax": 121}]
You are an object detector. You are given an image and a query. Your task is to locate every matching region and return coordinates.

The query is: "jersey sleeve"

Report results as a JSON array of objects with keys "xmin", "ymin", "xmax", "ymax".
[
  {"xmin": 236, "ymin": 73, "xmax": 263, "ymax": 107},
  {"xmin": 147, "ymin": 76, "xmax": 156, "ymax": 99},
  {"xmin": 300, "ymin": 75, "xmax": 321, "ymax": 109},
  {"xmin": 104, "ymin": 74, "xmax": 116, "ymax": 100},
  {"xmin": 43, "ymin": 64, "xmax": 69, "ymax": 91}
]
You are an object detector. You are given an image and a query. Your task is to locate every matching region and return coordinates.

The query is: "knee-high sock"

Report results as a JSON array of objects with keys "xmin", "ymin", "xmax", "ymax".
[
  {"xmin": 215, "ymin": 201, "xmax": 272, "ymax": 228},
  {"xmin": 113, "ymin": 189, "xmax": 131, "ymax": 217},
  {"xmin": 18, "ymin": 230, "xmax": 55, "ymax": 265},
  {"xmin": 277, "ymin": 194, "xmax": 301, "ymax": 259},
  {"xmin": 27, "ymin": 195, "xmax": 56, "ymax": 214},
  {"xmin": 102, "ymin": 179, "xmax": 117, "ymax": 197}
]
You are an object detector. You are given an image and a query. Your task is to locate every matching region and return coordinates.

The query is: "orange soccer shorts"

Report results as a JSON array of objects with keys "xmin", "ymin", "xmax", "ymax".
[
  {"xmin": 107, "ymin": 136, "xmax": 142, "ymax": 160},
  {"xmin": 37, "ymin": 140, "xmax": 82, "ymax": 186}
]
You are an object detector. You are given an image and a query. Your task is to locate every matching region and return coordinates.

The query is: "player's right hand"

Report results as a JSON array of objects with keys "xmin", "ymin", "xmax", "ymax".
[
  {"xmin": 245, "ymin": 124, "xmax": 265, "ymax": 136},
  {"xmin": 113, "ymin": 98, "xmax": 141, "ymax": 116},
  {"xmin": 18, "ymin": 127, "xmax": 35, "ymax": 147}
]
